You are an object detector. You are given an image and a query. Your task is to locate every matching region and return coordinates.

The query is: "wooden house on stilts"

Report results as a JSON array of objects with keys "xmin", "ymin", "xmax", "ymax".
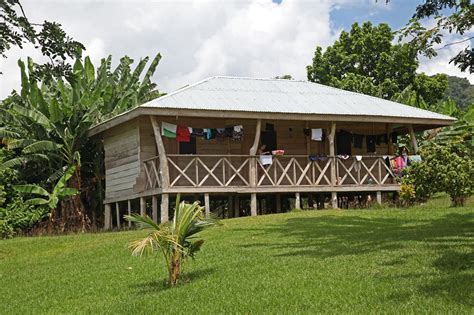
[{"xmin": 88, "ymin": 76, "xmax": 455, "ymax": 229}]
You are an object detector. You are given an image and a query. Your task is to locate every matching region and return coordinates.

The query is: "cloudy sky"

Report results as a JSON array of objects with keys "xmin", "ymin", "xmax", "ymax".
[{"xmin": 0, "ymin": 0, "xmax": 472, "ymax": 98}]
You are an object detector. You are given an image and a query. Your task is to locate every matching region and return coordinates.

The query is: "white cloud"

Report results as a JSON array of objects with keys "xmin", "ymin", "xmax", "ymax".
[{"xmin": 0, "ymin": 0, "xmax": 471, "ymax": 100}]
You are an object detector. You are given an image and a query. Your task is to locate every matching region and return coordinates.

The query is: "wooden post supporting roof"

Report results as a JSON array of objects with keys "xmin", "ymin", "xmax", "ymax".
[
  {"xmin": 305, "ymin": 121, "xmax": 310, "ymax": 155},
  {"xmin": 249, "ymin": 119, "xmax": 261, "ymax": 217},
  {"xmin": 329, "ymin": 122, "xmax": 338, "ymax": 209},
  {"xmin": 407, "ymin": 125, "xmax": 418, "ymax": 154},
  {"xmin": 104, "ymin": 204, "xmax": 112, "ymax": 230},
  {"xmin": 149, "ymin": 116, "xmax": 170, "ymax": 188},
  {"xmin": 150, "ymin": 116, "xmax": 170, "ymax": 223}
]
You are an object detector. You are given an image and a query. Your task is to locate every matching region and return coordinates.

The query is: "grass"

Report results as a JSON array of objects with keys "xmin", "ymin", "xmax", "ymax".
[{"xmin": 0, "ymin": 194, "xmax": 473, "ymax": 314}]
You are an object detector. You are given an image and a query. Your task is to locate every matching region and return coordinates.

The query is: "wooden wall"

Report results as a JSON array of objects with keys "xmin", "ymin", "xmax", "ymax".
[{"xmin": 104, "ymin": 119, "xmax": 140, "ymax": 200}]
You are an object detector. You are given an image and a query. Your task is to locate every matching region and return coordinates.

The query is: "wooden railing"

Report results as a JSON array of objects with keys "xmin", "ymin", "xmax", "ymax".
[{"xmin": 143, "ymin": 154, "xmax": 396, "ymax": 190}]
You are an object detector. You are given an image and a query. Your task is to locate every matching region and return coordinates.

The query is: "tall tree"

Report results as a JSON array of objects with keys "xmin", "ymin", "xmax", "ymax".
[
  {"xmin": 398, "ymin": 0, "xmax": 473, "ymax": 73},
  {"xmin": 307, "ymin": 22, "xmax": 419, "ymax": 100},
  {"xmin": 307, "ymin": 22, "xmax": 449, "ymax": 105},
  {"xmin": 0, "ymin": 0, "xmax": 85, "ymax": 79}
]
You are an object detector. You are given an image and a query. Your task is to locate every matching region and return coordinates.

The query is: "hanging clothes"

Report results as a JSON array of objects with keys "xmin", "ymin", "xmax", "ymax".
[
  {"xmin": 191, "ymin": 128, "xmax": 204, "ymax": 137},
  {"xmin": 232, "ymin": 125, "xmax": 243, "ymax": 141},
  {"xmin": 366, "ymin": 135, "xmax": 376, "ymax": 153},
  {"xmin": 224, "ymin": 127, "xmax": 234, "ymax": 138},
  {"xmin": 353, "ymin": 134, "xmax": 364, "ymax": 149},
  {"xmin": 205, "ymin": 128, "xmax": 216, "ymax": 140},
  {"xmin": 311, "ymin": 128, "xmax": 323, "ymax": 141},
  {"xmin": 259, "ymin": 154, "xmax": 273, "ymax": 166},
  {"xmin": 161, "ymin": 122, "xmax": 177, "ymax": 138},
  {"xmin": 176, "ymin": 125, "xmax": 190, "ymax": 142},
  {"xmin": 336, "ymin": 130, "xmax": 352, "ymax": 155}
]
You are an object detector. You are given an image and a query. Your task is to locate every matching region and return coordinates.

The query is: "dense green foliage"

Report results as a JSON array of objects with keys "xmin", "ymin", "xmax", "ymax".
[
  {"xmin": 306, "ymin": 22, "xmax": 448, "ymax": 103},
  {"xmin": 399, "ymin": 0, "xmax": 473, "ymax": 73},
  {"xmin": 126, "ymin": 196, "xmax": 215, "ymax": 286},
  {"xmin": 0, "ymin": 0, "xmax": 84, "ymax": 78},
  {"xmin": 444, "ymin": 75, "xmax": 474, "ymax": 111},
  {"xmin": 0, "ymin": 53, "xmax": 162, "ymax": 231},
  {"xmin": 0, "ymin": 195, "xmax": 472, "ymax": 313},
  {"xmin": 403, "ymin": 141, "xmax": 473, "ymax": 206}
]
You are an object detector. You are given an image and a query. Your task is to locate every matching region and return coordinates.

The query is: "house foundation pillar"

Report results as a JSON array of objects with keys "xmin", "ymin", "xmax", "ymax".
[
  {"xmin": 115, "ymin": 202, "xmax": 121, "ymax": 229},
  {"xmin": 250, "ymin": 193, "xmax": 257, "ymax": 216},
  {"xmin": 152, "ymin": 195, "xmax": 158, "ymax": 223},
  {"xmin": 104, "ymin": 203, "xmax": 112, "ymax": 230},
  {"xmin": 204, "ymin": 193, "xmax": 210, "ymax": 217},
  {"xmin": 295, "ymin": 192, "xmax": 301, "ymax": 210},
  {"xmin": 161, "ymin": 193, "xmax": 169, "ymax": 223}
]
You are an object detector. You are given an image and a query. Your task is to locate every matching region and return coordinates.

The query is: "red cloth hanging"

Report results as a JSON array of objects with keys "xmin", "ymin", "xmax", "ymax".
[{"xmin": 176, "ymin": 125, "xmax": 191, "ymax": 142}]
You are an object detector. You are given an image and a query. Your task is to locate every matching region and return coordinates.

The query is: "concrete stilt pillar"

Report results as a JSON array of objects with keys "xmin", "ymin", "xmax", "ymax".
[
  {"xmin": 161, "ymin": 194, "xmax": 169, "ymax": 223},
  {"xmin": 295, "ymin": 192, "xmax": 301, "ymax": 209},
  {"xmin": 250, "ymin": 193, "xmax": 257, "ymax": 216},
  {"xmin": 331, "ymin": 192, "xmax": 338, "ymax": 209},
  {"xmin": 115, "ymin": 202, "xmax": 121, "ymax": 229},
  {"xmin": 376, "ymin": 191, "xmax": 382, "ymax": 205},
  {"xmin": 104, "ymin": 203, "xmax": 112, "ymax": 230},
  {"xmin": 127, "ymin": 200, "xmax": 131, "ymax": 227},
  {"xmin": 152, "ymin": 195, "xmax": 158, "ymax": 223},
  {"xmin": 276, "ymin": 194, "xmax": 281, "ymax": 213}
]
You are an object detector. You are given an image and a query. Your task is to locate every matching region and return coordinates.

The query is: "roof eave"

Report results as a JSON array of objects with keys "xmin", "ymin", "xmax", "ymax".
[{"xmin": 88, "ymin": 106, "xmax": 455, "ymax": 137}]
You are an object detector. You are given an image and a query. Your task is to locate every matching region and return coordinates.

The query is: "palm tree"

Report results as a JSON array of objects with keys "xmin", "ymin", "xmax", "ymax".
[{"xmin": 125, "ymin": 196, "xmax": 214, "ymax": 286}]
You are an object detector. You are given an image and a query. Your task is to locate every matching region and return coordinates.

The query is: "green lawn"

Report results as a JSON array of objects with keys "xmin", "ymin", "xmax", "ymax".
[{"xmin": 1, "ymin": 195, "xmax": 473, "ymax": 314}]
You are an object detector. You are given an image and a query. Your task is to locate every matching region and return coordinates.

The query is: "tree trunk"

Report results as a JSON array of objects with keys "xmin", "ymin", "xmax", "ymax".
[
  {"xmin": 60, "ymin": 165, "xmax": 90, "ymax": 232},
  {"xmin": 169, "ymin": 258, "xmax": 181, "ymax": 286}
]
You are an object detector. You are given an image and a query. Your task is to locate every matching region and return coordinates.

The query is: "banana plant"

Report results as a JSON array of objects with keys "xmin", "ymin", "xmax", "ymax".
[
  {"xmin": 13, "ymin": 166, "xmax": 78, "ymax": 221},
  {"xmin": 1, "ymin": 52, "xmax": 163, "ymax": 231}
]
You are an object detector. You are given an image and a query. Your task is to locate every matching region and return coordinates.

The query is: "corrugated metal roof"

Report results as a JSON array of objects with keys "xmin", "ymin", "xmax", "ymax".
[{"xmin": 141, "ymin": 76, "xmax": 454, "ymax": 121}]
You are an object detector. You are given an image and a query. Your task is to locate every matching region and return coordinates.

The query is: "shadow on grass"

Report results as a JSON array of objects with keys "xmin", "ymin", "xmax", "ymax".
[
  {"xmin": 131, "ymin": 267, "xmax": 216, "ymax": 294},
  {"xmin": 239, "ymin": 211, "xmax": 473, "ymax": 306}
]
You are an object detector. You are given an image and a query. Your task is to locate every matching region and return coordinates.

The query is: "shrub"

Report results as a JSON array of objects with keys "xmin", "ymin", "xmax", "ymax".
[
  {"xmin": 399, "ymin": 183, "xmax": 416, "ymax": 207},
  {"xmin": 404, "ymin": 140, "xmax": 473, "ymax": 207},
  {"xmin": 0, "ymin": 197, "xmax": 49, "ymax": 238}
]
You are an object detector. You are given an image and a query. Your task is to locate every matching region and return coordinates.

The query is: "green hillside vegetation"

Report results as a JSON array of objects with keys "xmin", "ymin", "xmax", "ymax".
[{"xmin": 444, "ymin": 76, "xmax": 474, "ymax": 111}]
